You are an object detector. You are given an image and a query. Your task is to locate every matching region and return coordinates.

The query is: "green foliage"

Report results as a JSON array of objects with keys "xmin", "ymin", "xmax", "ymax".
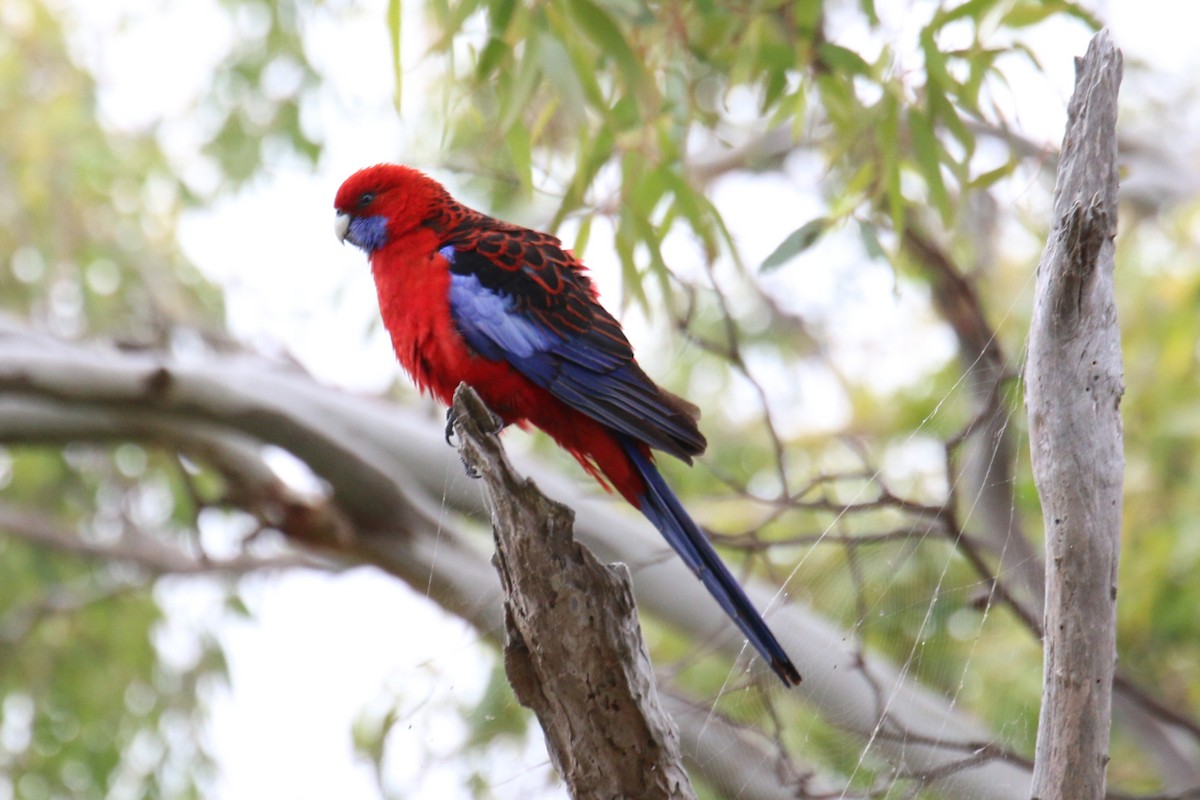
[
  {"xmin": 206, "ymin": 0, "xmax": 322, "ymax": 185},
  {"xmin": 388, "ymin": 0, "xmax": 405, "ymax": 108},
  {"xmin": 0, "ymin": 2, "xmax": 324, "ymax": 796},
  {"xmin": 0, "ymin": 5, "xmax": 214, "ymax": 339},
  {"xmin": 0, "ymin": 451, "xmax": 226, "ymax": 799},
  {"xmin": 414, "ymin": 0, "xmax": 1100, "ymax": 306}
]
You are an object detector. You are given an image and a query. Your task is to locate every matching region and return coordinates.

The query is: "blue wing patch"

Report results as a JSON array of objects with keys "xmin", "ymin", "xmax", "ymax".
[
  {"xmin": 442, "ymin": 244, "xmax": 705, "ymax": 461},
  {"xmin": 448, "ymin": 272, "xmax": 559, "ymax": 361}
]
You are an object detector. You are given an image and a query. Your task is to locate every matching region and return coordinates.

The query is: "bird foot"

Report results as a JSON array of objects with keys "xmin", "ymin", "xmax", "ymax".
[
  {"xmin": 444, "ymin": 405, "xmax": 504, "ymax": 480},
  {"xmin": 459, "ymin": 453, "xmax": 482, "ymax": 479}
]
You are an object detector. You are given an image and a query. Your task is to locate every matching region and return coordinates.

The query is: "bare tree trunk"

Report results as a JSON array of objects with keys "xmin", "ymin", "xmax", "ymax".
[
  {"xmin": 449, "ymin": 385, "xmax": 697, "ymax": 800},
  {"xmin": 1026, "ymin": 30, "xmax": 1124, "ymax": 800}
]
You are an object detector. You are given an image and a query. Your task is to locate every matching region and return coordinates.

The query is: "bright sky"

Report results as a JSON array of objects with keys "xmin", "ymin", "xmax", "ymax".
[{"xmin": 53, "ymin": 0, "xmax": 1200, "ymax": 797}]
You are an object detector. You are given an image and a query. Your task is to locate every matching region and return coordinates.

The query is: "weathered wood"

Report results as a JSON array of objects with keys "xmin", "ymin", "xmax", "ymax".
[
  {"xmin": 1026, "ymin": 30, "xmax": 1124, "ymax": 800},
  {"xmin": 449, "ymin": 383, "xmax": 697, "ymax": 800}
]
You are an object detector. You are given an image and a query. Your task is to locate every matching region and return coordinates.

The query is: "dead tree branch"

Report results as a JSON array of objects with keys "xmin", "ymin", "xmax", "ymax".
[
  {"xmin": 450, "ymin": 384, "xmax": 696, "ymax": 800},
  {"xmin": 1026, "ymin": 30, "xmax": 1124, "ymax": 800}
]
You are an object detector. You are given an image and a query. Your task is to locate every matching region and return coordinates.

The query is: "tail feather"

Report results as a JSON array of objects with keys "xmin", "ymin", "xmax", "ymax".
[{"xmin": 623, "ymin": 440, "xmax": 801, "ymax": 687}]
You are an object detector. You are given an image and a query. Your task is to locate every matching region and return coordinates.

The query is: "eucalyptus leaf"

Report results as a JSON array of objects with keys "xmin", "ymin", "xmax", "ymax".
[{"xmin": 760, "ymin": 217, "xmax": 832, "ymax": 272}]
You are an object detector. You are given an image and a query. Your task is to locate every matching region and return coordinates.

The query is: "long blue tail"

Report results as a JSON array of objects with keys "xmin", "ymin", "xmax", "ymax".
[{"xmin": 623, "ymin": 440, "xmax": 801, "ymax": 686}]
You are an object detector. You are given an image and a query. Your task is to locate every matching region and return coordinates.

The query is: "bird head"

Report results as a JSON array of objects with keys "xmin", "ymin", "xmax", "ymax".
[{"xmin": 334, "ymin": 164, "xmax": 452, "ymax": 253}]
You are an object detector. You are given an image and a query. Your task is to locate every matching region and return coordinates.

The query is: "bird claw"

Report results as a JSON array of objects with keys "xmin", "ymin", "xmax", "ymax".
[
  {"xmin": 459, "ymin": 454, "xmax": 482, "ymax": 480},
  {"xmin": 444, "ymin": 400, "xmax": 504, "ymax": 479},
  {"xmin": 445, "ymin": 406, "xmax": 496, "ymax": 480}
]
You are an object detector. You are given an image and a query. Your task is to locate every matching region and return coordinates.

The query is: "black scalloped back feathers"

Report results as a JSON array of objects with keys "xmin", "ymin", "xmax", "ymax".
[{"xmin": 440, "ymin": 218, "xmax": 707, "ymax": 464}]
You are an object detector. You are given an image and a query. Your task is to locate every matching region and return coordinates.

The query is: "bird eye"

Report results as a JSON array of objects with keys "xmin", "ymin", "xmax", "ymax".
[{"xmin": 358, "ymin": 192, "xmax": 375, "ymax": 207}]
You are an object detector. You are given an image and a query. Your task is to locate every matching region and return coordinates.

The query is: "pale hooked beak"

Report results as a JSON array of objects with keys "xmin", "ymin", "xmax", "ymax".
[{"xmin": 334, "ymin": 211, "xmax": 350, "ymax": 244}]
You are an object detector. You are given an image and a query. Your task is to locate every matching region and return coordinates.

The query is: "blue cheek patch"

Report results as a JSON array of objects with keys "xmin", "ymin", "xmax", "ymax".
[{"xmin": 348, "ymin": 215, "xmax": 389, "ymax": 252}]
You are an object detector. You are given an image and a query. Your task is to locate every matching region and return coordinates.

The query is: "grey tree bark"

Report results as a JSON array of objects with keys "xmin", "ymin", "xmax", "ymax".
[
  {"xmin": 448, "ymin": 384, "xmax": 696, "ymax": 800},
  {"xmin": 1025, "ymin": 30, "xmax": 1124, "ymax": 800}
]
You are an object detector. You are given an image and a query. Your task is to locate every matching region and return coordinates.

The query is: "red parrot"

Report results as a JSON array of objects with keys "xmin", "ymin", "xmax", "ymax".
[{"xmin": 334, "ymin": 164, "xmax": 800, "ymax": 686}]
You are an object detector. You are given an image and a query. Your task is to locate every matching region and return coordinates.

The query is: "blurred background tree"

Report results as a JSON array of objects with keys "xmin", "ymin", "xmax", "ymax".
[{"xmin": 2, "ymin": 0, "xmax": 1199, "ymax": 798}]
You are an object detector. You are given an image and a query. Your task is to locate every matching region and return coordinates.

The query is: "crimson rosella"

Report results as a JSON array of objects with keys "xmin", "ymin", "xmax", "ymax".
[{"xmin": 334, "ymin": 164, "xmax": 800, "ymax": 686}]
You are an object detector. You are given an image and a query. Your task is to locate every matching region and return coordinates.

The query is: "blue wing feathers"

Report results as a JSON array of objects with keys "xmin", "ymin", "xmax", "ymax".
[
  {"xmin": 444, "ymin": 244, "xmax": 706, "ymax": 461},
  {"xmin": 448, "ymin": 272, "xmax": 558, "ymax": 360}
]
